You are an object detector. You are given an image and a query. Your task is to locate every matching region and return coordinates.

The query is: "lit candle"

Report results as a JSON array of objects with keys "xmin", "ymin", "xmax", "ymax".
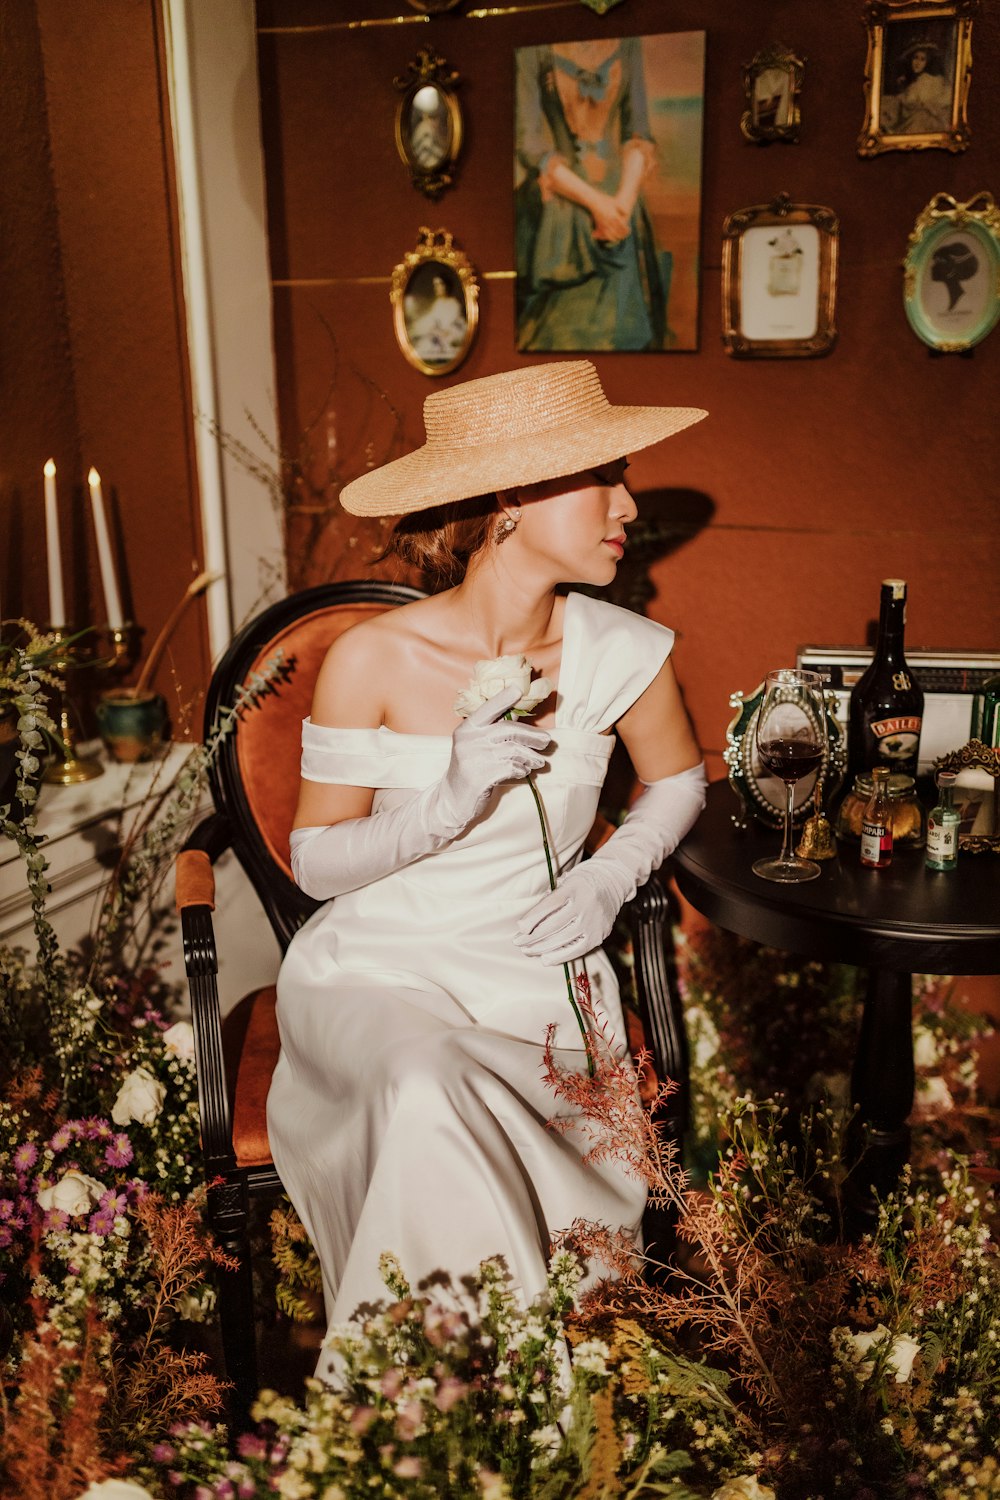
[
  {"xmin": 87, "ymin": 467, "xmax": 125, "ymax": 629},
  {"xmin": 43, "ymin": 459, "xmax": 66, "ymax": 629}
]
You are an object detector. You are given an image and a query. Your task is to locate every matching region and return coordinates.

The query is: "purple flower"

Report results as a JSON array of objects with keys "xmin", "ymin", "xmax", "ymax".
[
  {"xmin": 0, "ymin": 1227, "xmax": 12, "ymax": 1249},
  {"xmin": 105, "ymin": 1133, "xmax": 134, "ymax": 1168},
  {"xmin": 13, "ymin": 1143, "xmax": 38, "ymax": 1172},
  {"xmin": 88, "ymin": 1209, "xmax": 114, "ymax": 1236},
  {"xmin": 236, "ymin": 1435, "xmax": 268, "ymax": 1461},
  {"xmin": 0, "ymin": 1200, "xmax": 14, "ymax": 1222},
  {"xmin": 49, "ymin": 1124, "xmax": 73, "ymax": 1151},
  {"xmin": 151, "ymin": 1442, "xmax": 176, "ymax": 1463}
]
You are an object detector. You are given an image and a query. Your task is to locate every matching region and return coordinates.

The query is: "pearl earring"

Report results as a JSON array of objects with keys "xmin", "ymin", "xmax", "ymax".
[{"xmin": 494, "ymin": 513, "xmax": 519, "ymax": 544}]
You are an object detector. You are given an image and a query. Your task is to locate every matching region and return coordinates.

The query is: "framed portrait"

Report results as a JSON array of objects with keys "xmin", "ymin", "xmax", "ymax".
[
  {"xmin": 722, "ymin": 194, "xmax": 839, "ymax": 358},
  {"xmin": 903, "ymin": 191, "xmax": 1000, "ymax": 352},
  {"xmin": 858, "ymin": 0, "xmax": 977, "ymax": 157},
  {"xmin": 725, "ymin": 683, "xmax": 845, "ymax": 829},
  {"xmin": 740, "ymin": 44, "xmax": 804, "ymax": 143},
  {"xmin": 391, "ymin": 227, "xmax": 479, "ymax": 378},
  {"xmin": 514, "ymin": 29, "xmax": 706, "ymax": 353},
  {"xmin": 394, "ymin": 49, "xmax": 463, "ymax": 200}
]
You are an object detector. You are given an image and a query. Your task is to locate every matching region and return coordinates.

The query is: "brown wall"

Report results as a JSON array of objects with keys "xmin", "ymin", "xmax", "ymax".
[
  {"xmin": 0, "ymin": 1, "xmax": 210, "ymax": 725},
  {"xmin": 257, "ymin": 0, "xmax": 1000, "ymax": 774}
]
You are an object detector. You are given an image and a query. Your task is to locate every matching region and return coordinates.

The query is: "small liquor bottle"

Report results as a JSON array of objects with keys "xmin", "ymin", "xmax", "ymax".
[
  {"xmin": 860, "ymin": 766, "xmax": 893, "ymax": 869},
  {"xmin": 926, "ymin": 770, "xmax": 960, "ymax": 871},
  {"xmin": 848, "ymin": 579, "xmax": 924, "ymax": 780}
]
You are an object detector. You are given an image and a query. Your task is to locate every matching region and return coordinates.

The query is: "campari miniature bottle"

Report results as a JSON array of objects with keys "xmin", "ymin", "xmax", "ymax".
[
  {"xmin": 926, "ymin": 770, "xmax": 960, "ymax": 872},
  {"xmin": 860, "ymin": 766, "xmax": 893, "ymax": 869}
]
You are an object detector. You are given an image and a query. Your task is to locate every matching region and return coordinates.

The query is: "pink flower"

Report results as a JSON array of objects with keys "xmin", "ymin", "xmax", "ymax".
[
  {"xmin": 350, "ymin": 1405, "xmax": 377, "ymax": 1436},
  {"xmin": 380, "ymin": 1367, "xmax": 404, "ymax": 1400},
  {"xmin": 50, "ymin": 1124, "xmax": 73, "ymax": 1152},
  {"xmin": 395, "ymin": 1401, "xmax": 423, "ymax": 1441},
  {"xmin": 394, "ymin": 1456, "xmax": 423, "ymax": 1478},
  {"xmin": 13, "ymin": 1143, "xmax": 38, "ymax": 1172},
  {"xmin": 235, "ymin": 1434, "xmax": 268, "ymax": 1461},
  {"xmin": 434, "ymin": 1377, "xmax": 467, "ymax": 1413},
  {"xmin": 105, "ymin": 1134, "xmax": 134, "ymax": 1168}
]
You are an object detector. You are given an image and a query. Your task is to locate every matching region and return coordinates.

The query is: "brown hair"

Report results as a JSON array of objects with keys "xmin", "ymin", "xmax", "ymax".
[{"xmin": 382, "ymin": 493, "xmax": 498, "ymax": 587}]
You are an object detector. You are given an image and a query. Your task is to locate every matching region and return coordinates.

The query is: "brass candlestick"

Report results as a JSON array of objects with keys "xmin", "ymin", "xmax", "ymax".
[{"xmin": 43, "ymin": 624, "xmax": 138, "ymax": 785}]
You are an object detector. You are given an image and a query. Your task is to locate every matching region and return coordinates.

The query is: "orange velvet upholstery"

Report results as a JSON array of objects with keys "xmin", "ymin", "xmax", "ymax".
[
  {"xmin": 232, "ymin": 986, "xmax": 281, "ymax": 1168},
  {"xmin": 236, "ymin": 603, "xmax": 394, "ymax": 879},
  {"xmin": 175, "ymin": 848, "xmax": 216, "ymax": 910}
]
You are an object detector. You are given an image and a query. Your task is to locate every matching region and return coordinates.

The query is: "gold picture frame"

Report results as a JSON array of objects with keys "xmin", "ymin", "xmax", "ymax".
[
  {"xmin": 722, "ymin": 193, "xmax": 839, "ymax": 358},
  {"xmin": 391, "ymin": 227, "xmax": 479, "ymax": 378},
  {"xmin": 740, "ymin": 44, "xmax": 805, "ymax": 143},
  {"xmin": 394, "ymin": 49, "xmax": 463, "ymax": 200},
  {"xmin": 903, "ymin": 191, "xmax": 1000, "ymax": 352},
  {"xmin": 858, "ymin": 0, "xmax": 977, "ymax": 157},
  {"xmin": 932, "ymin": 739, "xmax": 1000, "ymax": 852}
]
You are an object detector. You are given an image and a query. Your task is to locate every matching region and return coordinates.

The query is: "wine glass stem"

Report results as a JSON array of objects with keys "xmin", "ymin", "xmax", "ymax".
[{"xmin": 780, "ymin": 781, "xmax": 796, "ymax": 863}]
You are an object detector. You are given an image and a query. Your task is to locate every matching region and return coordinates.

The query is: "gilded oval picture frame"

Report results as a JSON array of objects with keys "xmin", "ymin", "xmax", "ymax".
[
  {"xmin": 391, "ymin": 228, "xmax": 479, "ymax": 378},
  {"xmin": 903, "ymin": 191, "xmax": 1000, "ymax": 352},
  {"xmin": 394, "ymin": 50, "xmax": 463, "ymax": 200},
  {"xmin": 724, "ymin": 682, "xmax": 845, "ymax": 828}
]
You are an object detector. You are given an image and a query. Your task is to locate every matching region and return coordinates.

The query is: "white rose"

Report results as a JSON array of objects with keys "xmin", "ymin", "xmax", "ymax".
[
  {"xmin": 111, "ymin": 1065, "xmax": 167, "ymax": 1127},
  {"xmin": 37, "ymin": 1169, "xmax": 106, "ymax": 1217},
  {"xmin": 912, "ymin": 1025, "xmax": 940, "ymax": 1070},
  {"xmin": 712, "ymin": 1479, "xmax": 776, "ymax": 1500},
  {"xmin": 76, "ymin": 1483, "xmax": 158, "ymax": 1500},
  {"xmin": 162, "ymin": 1020, "xmax": 196, "ymax": 1062},
  {"xmin": 887, "ymin": 1333, "xmax": 921, "ymax": 1382},
  {"xmin": 454, "ymin": 654, "xmax": 553, "ymax": 718},
  {"xmin": 915, "ymin": 1075, "xmax": 954, "ymax": 1114}
]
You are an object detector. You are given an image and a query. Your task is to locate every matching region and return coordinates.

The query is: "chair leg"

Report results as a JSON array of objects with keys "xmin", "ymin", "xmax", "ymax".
[{"xmin": 208, "ymin": 1174, "xmax": 258, "ymax": 1429}]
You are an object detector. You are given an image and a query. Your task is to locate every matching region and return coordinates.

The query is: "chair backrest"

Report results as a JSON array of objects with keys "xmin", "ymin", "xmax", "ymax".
[{"xmin": 203, "ymin": 580, "xmax": 425, "ymax": 951}]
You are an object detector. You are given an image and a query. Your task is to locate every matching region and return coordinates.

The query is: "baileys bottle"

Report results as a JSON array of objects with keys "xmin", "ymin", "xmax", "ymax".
[{"xmin": 848, "ymin": 579, "xmax": 924, "ymax": 780}]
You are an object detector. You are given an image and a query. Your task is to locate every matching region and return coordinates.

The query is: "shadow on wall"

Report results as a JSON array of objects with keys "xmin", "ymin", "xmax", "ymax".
[{"xmin": 604, "ymin": 487, "xmax": 715, "ymax": 614}]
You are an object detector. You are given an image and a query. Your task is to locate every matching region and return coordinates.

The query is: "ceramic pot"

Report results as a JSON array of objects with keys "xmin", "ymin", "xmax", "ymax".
[{"xmin": 96, "ymin": 689, "xmax": 168, "ymax": 763}]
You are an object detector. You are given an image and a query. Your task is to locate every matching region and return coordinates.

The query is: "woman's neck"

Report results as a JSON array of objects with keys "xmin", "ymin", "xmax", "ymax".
[{"xmin": 450, "ymin": 554, "xmax": 562, "ymax": 657}]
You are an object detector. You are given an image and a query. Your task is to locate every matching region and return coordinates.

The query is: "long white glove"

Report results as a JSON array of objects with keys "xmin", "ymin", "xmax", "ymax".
[
  {"xmin": 289, "ymin": 684, "xmax": 550, "ymax": 901},
  {"xmin": 513, "ymin": 761, "xmax": 707, "ymax": 966}
]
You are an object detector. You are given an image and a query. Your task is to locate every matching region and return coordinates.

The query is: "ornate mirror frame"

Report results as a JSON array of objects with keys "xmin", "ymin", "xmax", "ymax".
[
  {"xmin": 394, "ymin": 49, "xmax": 463, "ymax": 200},
  {"xmin": 740, "ymin": 44, "xmax": 805, "ymax": 144},
  {"xmin": 390, "ymin": 227, "xmax": 480, "ymax": 378}
]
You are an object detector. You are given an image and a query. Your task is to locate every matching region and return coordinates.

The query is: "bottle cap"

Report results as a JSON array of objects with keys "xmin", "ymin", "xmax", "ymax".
[
  {"xmin": 871, "ymin": 765, "xmax": 891, "ymax": 782},
  {"xmin": 936, "ymin": 770, "xmax": 958, "ymax": 788},
  {"xmin": 881, "ymin": 579, "xmax": 907, "ymax": 599}
]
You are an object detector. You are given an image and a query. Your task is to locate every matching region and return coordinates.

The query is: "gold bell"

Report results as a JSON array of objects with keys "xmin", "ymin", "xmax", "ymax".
[{"xmin": 796, "ymin": 808, "xmax": 837, "ymax": 860}]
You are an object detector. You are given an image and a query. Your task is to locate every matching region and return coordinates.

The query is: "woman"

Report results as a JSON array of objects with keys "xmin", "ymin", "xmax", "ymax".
[
  {"xmin": 882, "ymin": 40, "xmax": 952, "ymax": 135},
  {"xmin": 515, "ymin": 38, "xmax": 670, "ymax": 351},
  {"xmin": 267, "ymin": 362, "xmax": 707, "ymax": 1379}
]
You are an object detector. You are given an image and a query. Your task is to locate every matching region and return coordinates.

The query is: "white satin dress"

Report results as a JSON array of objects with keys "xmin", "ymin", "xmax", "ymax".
[{"xmin": 267, "ymin": 593, "xmax": 674, "ymax": 1377}]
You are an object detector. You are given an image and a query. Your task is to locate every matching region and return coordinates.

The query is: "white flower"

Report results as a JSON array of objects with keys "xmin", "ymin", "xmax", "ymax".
[
  {"xmin": 111, "ymin": 1065, "xmax": 166, "ymax": 1127},
  {"xmin": 913, "ymin": 1025, "xmax": 940, "ymax": 1070},
  {"xmin": 688, "ymin": 1005, "xmax": 721, "ymax": 1069},
  {"xmin": 887, "ymin": 1333, "xmax": 921, "ymax": 1383},
  {"xmin": 76, "ymin": 1481, "xmax": 158, "ymax": 1499},
  {"xmin": 454, "ymin": 655, "xmax": 553, "ymax": 719},
  {"xmin": 37, "ymin": 1169, "xmax": 106, "ymax": 1217},
  {"xmin": 915, "ymin": 1075, "xmax": 954, "ymax": 1114},
  {"xmin": 712, "ymin": 1479, "xmax": 776, "ymax": 1500},
  {"xmin": 832, "ymin": 1325, "xmax": 921, "ymax": 1383},
  {"xmin": 162, "ymin": 1020, "xmax": 196, "ymax": 1062}
]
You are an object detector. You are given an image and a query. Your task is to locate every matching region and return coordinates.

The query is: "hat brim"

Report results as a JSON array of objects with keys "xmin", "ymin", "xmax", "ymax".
[{"xmin": 340, "ymin": 404, "xmax": 707, "ymax": 517}]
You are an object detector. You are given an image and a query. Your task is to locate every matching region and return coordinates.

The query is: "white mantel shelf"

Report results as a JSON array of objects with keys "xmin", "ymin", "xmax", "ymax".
[{"xmin": 0, "ymin": 740, "xmax": 279, "ymax": 1015}]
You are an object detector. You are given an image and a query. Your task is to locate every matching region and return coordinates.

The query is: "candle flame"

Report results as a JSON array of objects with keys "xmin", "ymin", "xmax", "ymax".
[
  {"xmin": 88, "ymin": 466, "xmax": 101, "ymax": 486},
  {"xmin": 44, "ymin": 459, "xmax": 56, "ymax": 477}
]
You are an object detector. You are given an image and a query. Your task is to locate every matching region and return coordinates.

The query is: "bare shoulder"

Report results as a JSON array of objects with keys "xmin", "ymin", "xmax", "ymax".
[{"xmin": 310, "ymin": 595, "xmax": 446, "ymax": 728}]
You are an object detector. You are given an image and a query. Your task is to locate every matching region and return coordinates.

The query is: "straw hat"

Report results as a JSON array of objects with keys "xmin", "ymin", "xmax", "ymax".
[{"xmin": 340, "ymin": 361, "xmax": 707, "ymax": 517}]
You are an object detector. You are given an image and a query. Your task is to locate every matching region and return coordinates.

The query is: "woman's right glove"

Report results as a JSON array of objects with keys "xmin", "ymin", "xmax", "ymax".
[{"xmin": 289, "ymin": 683, "xmax": 550, "ymax": 901}]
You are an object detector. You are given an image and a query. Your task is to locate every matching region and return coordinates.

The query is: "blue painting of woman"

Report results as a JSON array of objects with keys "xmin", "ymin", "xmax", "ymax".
[{"xmin": 516, "ymin": 38, "xmax": 672, "ymax": 352}]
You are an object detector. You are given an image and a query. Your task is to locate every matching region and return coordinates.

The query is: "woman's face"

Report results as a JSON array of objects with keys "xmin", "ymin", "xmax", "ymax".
[
  {"xmin": 510, "ymin": 458, "xmax": 638, "ymax": 585},
  {"xmin": 910, "ymin": 49, "xmax": 928, "ymax": 74}
]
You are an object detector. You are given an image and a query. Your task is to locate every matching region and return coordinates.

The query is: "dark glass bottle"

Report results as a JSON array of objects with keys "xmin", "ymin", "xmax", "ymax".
[{"xmin": 848, "ymin": 579, "xmax": 924, "ymax": 780}]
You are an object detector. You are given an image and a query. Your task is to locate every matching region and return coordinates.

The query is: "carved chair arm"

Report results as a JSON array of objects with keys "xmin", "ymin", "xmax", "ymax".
[
  {"xmin": 626, "ymin": 870, "xmax": 689, "ymax": 1135},
  {"xmin": 176, "ymin": 821, "xmax": 238, "ymax": 1178}
]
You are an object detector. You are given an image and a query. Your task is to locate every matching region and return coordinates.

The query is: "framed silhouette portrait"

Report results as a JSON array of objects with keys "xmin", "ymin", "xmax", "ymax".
[
  {"xmin": 904, "ymin": 192, "xmax": 1000, "ymax": 352},
  {"xmin": 859, "ymin": 0, "xmax": 977, "ymax": 156}
]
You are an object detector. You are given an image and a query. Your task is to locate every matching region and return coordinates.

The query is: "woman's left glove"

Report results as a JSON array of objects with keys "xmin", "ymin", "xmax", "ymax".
[{"xmin": 513, "ymin": 761, "xmax": 707, "ymax": 966}]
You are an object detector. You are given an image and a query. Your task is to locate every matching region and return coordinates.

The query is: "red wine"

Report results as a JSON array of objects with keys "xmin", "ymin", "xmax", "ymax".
[
  {"xmin": 759, "ymin": 737, "xmax": 823, "ymax": 783},
  {"xmin": 848, "ymin": 579, "xmax": 924, "ymax": 780}
]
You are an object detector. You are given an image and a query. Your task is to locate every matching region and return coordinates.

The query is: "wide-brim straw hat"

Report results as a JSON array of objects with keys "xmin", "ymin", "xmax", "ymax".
[{"xmin": 340, "ymin": 360, "xmax": 707, "ymax": 517}]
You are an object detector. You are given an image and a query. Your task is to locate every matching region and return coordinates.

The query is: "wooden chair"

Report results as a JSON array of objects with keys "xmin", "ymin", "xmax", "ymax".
[{"xmin": 174, "ymin": 580, "xmax": 690, "ymax": 1423}]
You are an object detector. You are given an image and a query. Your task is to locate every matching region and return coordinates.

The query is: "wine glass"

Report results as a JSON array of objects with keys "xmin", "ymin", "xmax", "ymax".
[{"xmin": 752, "ymin": 669, "xmax": 827, "ymax": 883}]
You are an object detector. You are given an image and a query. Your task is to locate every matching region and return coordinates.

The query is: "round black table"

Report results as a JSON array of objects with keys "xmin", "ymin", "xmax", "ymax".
[{"xmin": 671, "ymin": 780, "xmax": 1000, "ymax": 1222}]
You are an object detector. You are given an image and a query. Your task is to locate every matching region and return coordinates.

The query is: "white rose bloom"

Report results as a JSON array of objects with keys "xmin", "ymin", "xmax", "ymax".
[
  {"xmin": 454, "ymin": 655, "xmax": 553, "ymax": 718},
  {"xmin": 162, "ymin": 1020, "xmax": 196, "ymax": 1062},
  {"xmin": 888, "ymin": 1333, "xmax": 921, "ymax": 1382},
  {"xmin": 712, "ymin": 1479, "xmax": 776, "ymax": 1500},
  {"xmin": 913, "ymin": 1025, "xmax": 940, "ymax": 1070},
  {"xmin": 76, "ymin": 1483, "xmax": 158, "ymax": 1500},
  {"xmin": 37, "ymin": 1168, "xmax": 106, "ymax": 1217},
  {"xmin": 111, "ymin": 1065, "xmax": 167, "ymax": 1127},
  {"xmin": 915, "ymin": 1075, "xmax": 954, "ymax": 1114}
]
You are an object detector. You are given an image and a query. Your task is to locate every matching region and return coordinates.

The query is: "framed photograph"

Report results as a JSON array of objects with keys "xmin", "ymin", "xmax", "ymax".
[
  {"xmin": 514, "ymin": 30, "xmax": 706, "ymax": 353},
  {"xmin": 858, "ymin": 0, "xmax": 977, "ymax": 157},
  {"xmin": 394, "ymin": 49, "xmax": 463, "ymax": 200},
  {"xmin": 724, "ymin": 682, "xmax": 846, "ymax": 829},
  {"xmin": 933, "ymin": 739, "xmax": 1000, "ymax": 851},
  {"xmin": 722, "ymin": 193, "xmax": 839, "ymax": 358},
  {"xmin": 740, "ymin": 44, "xmax": 804, "ymax": 143},
  {"xmin": 903, "ymin": 191, "xmax": 1000, "ymax": 353},
  {"xmin": 390, "ymin": 228, "xmax": 479, "ymax": 378}
]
